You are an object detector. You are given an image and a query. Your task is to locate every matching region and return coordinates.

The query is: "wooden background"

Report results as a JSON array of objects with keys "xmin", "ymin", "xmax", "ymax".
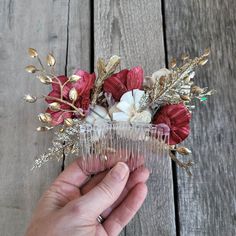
[{"xmin": 0, "ymin": 0, "xmax": 235, "ymax": 235}]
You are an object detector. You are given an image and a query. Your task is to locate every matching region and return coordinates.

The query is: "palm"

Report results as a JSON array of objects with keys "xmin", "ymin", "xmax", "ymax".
[{"xmin": 26, "ymin": 159, "xmax": 148, "ymax": 236}]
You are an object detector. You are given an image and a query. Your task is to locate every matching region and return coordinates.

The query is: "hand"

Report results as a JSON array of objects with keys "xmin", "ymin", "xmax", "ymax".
[{"xmin": 25, "ymin": 160, "xmax": 149, "ymax": 236}]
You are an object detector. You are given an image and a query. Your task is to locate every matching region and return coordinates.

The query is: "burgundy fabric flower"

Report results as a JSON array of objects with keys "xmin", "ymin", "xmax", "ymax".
[
  {"xmin": 103, "ymin": 66, "xmax": 144, "ymax": 101},
  {"xmin": 46, "ymin": 70, "xmax": 95, "ymax": 126},
  {"xmin": 153, "ymin": 104, "xmax": 191, "ymax": 145}
]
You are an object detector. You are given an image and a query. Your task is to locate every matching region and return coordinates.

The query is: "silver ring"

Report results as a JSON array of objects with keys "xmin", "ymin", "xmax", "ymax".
[{"xmin": 97, "ymin": 215, "xmax": 105, "ymax": 224}]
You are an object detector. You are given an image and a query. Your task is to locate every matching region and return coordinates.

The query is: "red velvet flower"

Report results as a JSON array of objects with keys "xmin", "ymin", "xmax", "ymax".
[
  {"xmin": 46, "ymin": 70, "xmax": 95, "ymax": 126},
  {"xmin": 153, "ymin": 104, "xmax": 191, "ymax": 145},
  {"xmin": 103, "ymin": 66, "xmax": 144, "ymax": 101}
]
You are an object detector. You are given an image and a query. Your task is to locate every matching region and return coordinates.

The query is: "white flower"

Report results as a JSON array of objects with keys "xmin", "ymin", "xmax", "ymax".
[
  {"xmin": 109, "ymin": 89, "xmax": 152, "ymax": 124},
  {"xmin": 85, "ymin": 105, "xmax": 111, "ymax": 125}
]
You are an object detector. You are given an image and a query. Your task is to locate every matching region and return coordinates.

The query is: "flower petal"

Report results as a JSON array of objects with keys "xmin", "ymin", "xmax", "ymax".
[
  {"xmin": 73, "ymin": 70, "xmax": 95, "ymax": 95},
  {"xmin": 103, "ymin": 76, "xmax": 128, "ymax": 101},
  {"xmin": 153, "ymin": 104, "xmax": 191, "ymax": 144},
  {"xmin": 116, "ymin": 101, "xmax": 133, "ymax": 115},
  {"xmin": 112, "ymin": 112, "xmax": 130, "ymax": 122},
  {"xmin": 126, "ymin": 66, "xmax": 143, "ymax": 90},
  {"xmin": 114, "ymin": 69, "xmax": 129, "ymax": 84},
  {"xmin": 130, "ymin": 110, "xmax": 152, "ymax": 124},
  {"xmin": 120, "ymin": 91, "xmax": 134, "ymax": 104},
  {"xmin": 133, "ymin": 89, "xmax": 145, "ymax": 110}
]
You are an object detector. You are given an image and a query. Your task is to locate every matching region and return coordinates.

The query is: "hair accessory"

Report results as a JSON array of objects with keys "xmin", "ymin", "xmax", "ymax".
[{"xmin": 24, "ymin": 48, "xmax": 215, "ymax": 175}]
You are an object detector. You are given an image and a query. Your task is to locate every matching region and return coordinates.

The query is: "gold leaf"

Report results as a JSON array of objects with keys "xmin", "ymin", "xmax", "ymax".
[
  {"xmin": 37, "ymin": 75, "xmax": 52, "ymax": 84},
  {"xmin": 69, "ymin": 88, "xmax": 78, "ymax": 101},
  {"xmin": 191, "ymin": 85, "xmax": 204, "ymax": 95},
  {"xmin": 159, "ymin": 76, "xmax": 166, "ymax": 86},
  {"xmin": 105, "ymin": 55, "xmax": 120, "ymax": 73},
  {"xmin": 203, "ymin": 48, "xmax": 210, "ymax": 57},
  {"xmin": 23, "ymin": 94, "xmax": 37, "ymax": 103},
  {"xmin": 180, "ymin": 95, "xmax": 191, "ymax": 101},
  {"xmin": 48, "ymin": 102, "xmax": 60, "ymax": 111},
  {"xmin": 25, "ymin": 65, "xmax": 37, "ymax": 73},
  {"xmin": 64, "ymin": 118, "xmax": 74, "ymax": 127},
  {"xmin": 38, "ymin": 113, "xmax": 52, "ymax": 123},
  {"xmin": 169, "ymin": 58, "xmax": 177, "ymax": 68},
  {"xmin": 97, "ymin": 58, "xmax": 106, "ymax": 75},
  {"xmin": 69, "ymin": 75, "xmax": 81, "ymax": 82},
  {"xmin": 176, "ymin": 146, "xmax": 192, "ymax": 155},
  {"xmin": 36, "ymin": 126, "xmax": 53, "ymax": 132},
  {"xmin": 28, "ymin": 48, "xmax": 38, "ymax": 58},
  {"xmin": 181, "ymin": 53, "xmax": 189, "ymax": 61},
  {"xmin": 46, "ymin": 53, "xmax": 56, "ymax": 66},
  {"xmin": 59, "ymin": 128, "xmax": 65, "ymax": 133},
  {"xmin": 199, "ymin": 57, "xmax": 208, "ymax": 66}
]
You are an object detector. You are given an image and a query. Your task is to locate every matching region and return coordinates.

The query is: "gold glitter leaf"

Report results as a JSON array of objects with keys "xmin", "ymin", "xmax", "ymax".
[
  {"xmin": 25, "ymin": 65, "xmax": 37, "ymax": 73},
  {"xmin": 176, "ymin": 147, "xmax": 192, "ymax": 155},
  {"xmin": 169, "ymin": 58, "xmax": 177, "ymax": 68},
  {"xmin": 46, "ymin": 53, "xmax": 56, "ymax": 66},
  {"xmin": 64, "ymin": 118, "xmax": 74, "ymax": 127},
  {"xmin": 69, "ymin": 88, "xmax": 78, "ymax": 101},
  {"xmin": 28, "ymin": 48, "xmax": 38, "ymax": 58},
  {"xmin": 199, "ymin": 57, "xmax": 208, "ymax": 66},
  {"xmin": 48, "ymin": 102, "xmax": 60, "ymax": 111},
  {"xmin": 69, "ymin": 75, "xmax": 81, "ymax": 82},
  {"xmin": 203, "ymin": 48, "xmax": 210, "ymax": 57},
  {"xmin": 191, "ymin": 85, "xmax": 204, "ymax": 95},
  {"xmin": 36, "ymin": 126, "xmax": 53, "ymax": 132},
  {"xmin": 105, "ymin": 55, "xmax": 120, "ymax": 74},
  {"xmin": 181, "ymin": 53, "xmax": 189, "ymax": 61},
  {"xmin": 180, "ymin": 95, "xmax": 191, "ymax": 101},
  {"xmin": 37, "ymin": 75, "xmax": 52, "ymax": 84},
  {"xmin": 38, "ymin": 113, "xmax": 52, "ymax": 123},
  {"xmin": 23, "ymin": 94, "xmax": 37, "ymax": 103}
]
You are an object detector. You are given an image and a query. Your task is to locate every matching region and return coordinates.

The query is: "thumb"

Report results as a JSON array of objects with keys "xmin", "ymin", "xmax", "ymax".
[{"xmin": 77, "ymin": 162, "xmax": 129, "ymax": 218}]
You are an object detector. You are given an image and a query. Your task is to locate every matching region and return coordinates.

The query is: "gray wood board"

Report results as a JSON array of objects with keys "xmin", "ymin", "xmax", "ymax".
[
  {"xmin": 64, "ymin": 0, "xmax": 92, "ymax": 168},
  {"xmin": 164, "ymin": 0, "xmax": 236, "ymax": 235},
  {"xmin": 94, "ymin": 0, "xmax": 176, "ymax": 235},
  {"xmin": 0, "ymin": 0, "xmax": 70, "ymax": 235}
]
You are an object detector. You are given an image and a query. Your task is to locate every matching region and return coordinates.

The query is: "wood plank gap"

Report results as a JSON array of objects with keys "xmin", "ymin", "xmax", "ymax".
[
  {"xmin": 172, "ymin": 161, "xmax": 180, "ymax": 236},
  {"xmin": 160, "ymin": 0, "xmax": 169, "ymax": 67},
  {"xmin": 65, "ymin": 0, "xmax": 71, "ymax": 76},
  {"xmin": 161, "ymin": 1, "xmax": 181, "ymax": 235},
  {"xmin": 90, "ymin": 0, "xmax": 94, "ymax": 73},
  {"xmin": 61, "ymin": 0, "xmax": 71, "ymax": 172}
]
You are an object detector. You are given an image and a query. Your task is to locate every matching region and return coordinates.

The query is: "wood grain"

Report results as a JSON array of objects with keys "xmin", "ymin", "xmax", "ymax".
[
  {"xmin": 64, "ymin": 0, "xmax": 91, "ymax": 170},
  {"xmin": 94, "ymin": 1, "xmax": 176, "ymax": 235},
  {"xmin": 164, "ymin": 0, "xmax": 236, "ymax": 235},
  {"xmin": 0, "ymin": 1, "xmax": 69, "ymax": 235}
]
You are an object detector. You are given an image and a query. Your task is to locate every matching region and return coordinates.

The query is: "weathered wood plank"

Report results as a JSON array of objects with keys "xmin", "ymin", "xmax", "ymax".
[
  {"xmin": 63, "ymin": 0, "xmax": 91, "ymax": 170},
  {"xmin": 66, "ymin": 0, "xmax": 91, "ymax": 75},
  {"xmin": 165, "ymin": 0, "xmax": 236, "ymax": 235},
  {"xmin": 94, "ymin": 1, "xmax": 176, "ymax": 235},
  {"xmin": 0, "ymin": 1, "xmax": 70, "ymax": 235}
]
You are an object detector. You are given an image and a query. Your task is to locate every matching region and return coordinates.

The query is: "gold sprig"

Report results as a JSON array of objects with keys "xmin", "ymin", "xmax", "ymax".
[
  {"xmin": 143, "ymin": 48, "xmax": 213, "ymax": 109},
  {"xmin": 91, "ymin": 55, "xmax": 120, "ymax": 105}
]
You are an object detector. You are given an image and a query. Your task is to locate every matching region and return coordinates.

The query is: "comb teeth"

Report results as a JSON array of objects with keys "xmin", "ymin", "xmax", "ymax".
[{"xmin": 69, "ymin": 122, "xmax": 169, "ymax": 174}]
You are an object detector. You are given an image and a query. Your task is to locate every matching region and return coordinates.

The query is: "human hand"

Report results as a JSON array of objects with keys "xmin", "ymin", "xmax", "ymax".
[{"xmin": 25, "ymin": 160, "xmax": 149, "ymax": 236}]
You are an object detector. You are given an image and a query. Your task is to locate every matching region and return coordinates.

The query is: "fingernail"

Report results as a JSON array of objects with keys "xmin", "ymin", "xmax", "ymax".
[{"xmin": 111, "ymin": 162, "xmax": 129, "ymax": 181}]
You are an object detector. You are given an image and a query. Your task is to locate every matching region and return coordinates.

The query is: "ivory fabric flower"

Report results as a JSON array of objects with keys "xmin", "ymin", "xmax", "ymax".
[
  {"xmin": 85, "ymin": 105, "xmax": 111, "ymax": 125},
  {"xmin": 153, "ymin": 103, "xmax": 191, "ymax": 145},
  {"xmin": 46, "ymin": 70, "xmax": 95, "ymax": 125},
  {"xmin": 103, "ymin": 66, "xmax": 144, "ymax": 101},
  {"xmin": 109, "ymin": 89, "xmax": 152, "ymax": 124}
]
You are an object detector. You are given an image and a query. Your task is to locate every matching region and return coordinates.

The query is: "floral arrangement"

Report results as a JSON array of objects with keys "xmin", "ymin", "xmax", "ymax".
[{"xmin": 24, "ymin": 48, "xmax": 215, "ymax": 175}]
